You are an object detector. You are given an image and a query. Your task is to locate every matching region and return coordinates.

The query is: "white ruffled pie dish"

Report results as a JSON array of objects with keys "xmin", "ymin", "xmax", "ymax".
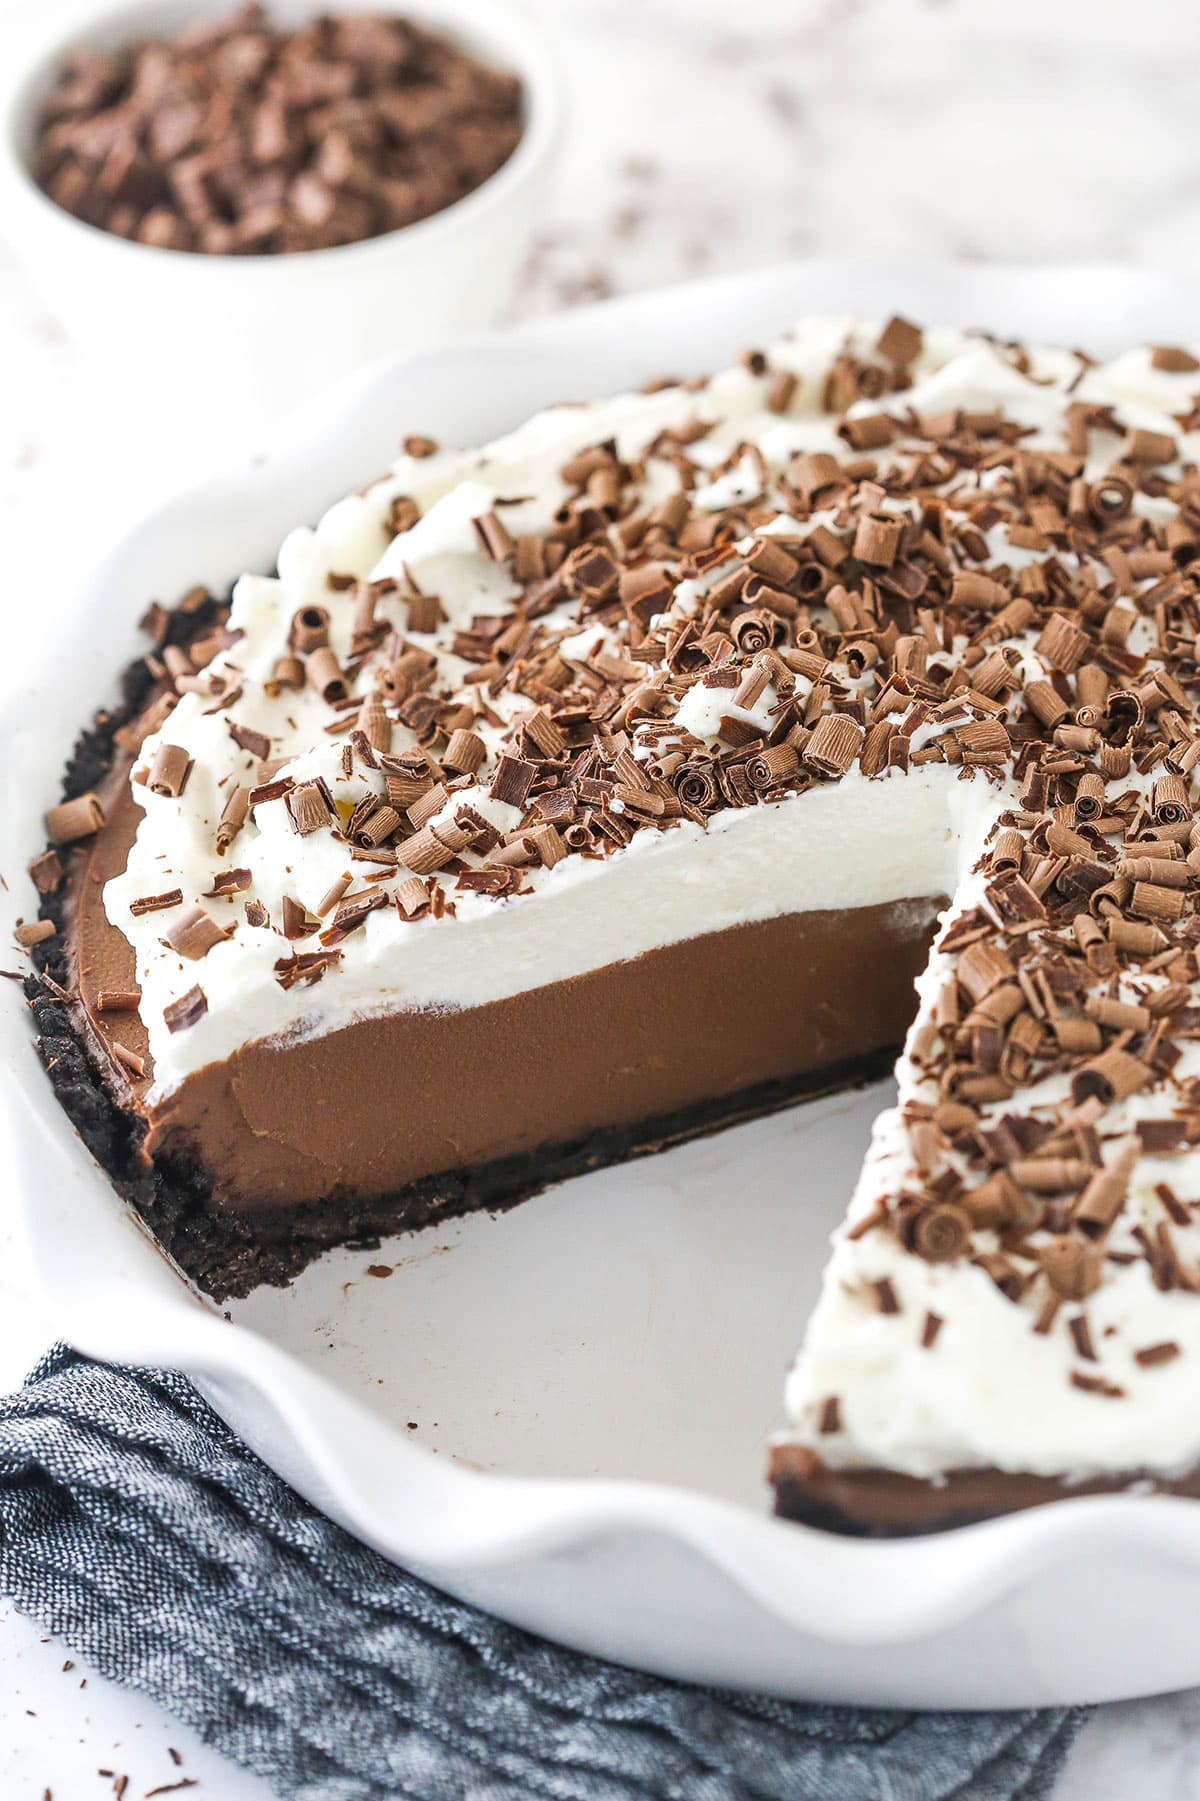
[{"xmin": 8, "ymin": 260, "xmax": 1200, "ymax": 1708}]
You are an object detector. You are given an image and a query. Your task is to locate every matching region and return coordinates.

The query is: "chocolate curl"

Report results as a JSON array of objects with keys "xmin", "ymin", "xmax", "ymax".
[
  {"xmin": 1022, "ymin": 680, "xmax": 1068, "ymax": 731},
  {"xmin": 28, "ymin": 848, "xmax": 64, "ymax": 894},
  {"xmin": 404, "ymin": 592, "xmax": 445, "ymax": 634},
  {"xmin": 395, "ymin": 877, "xmax": 432, "ymax": 920},
  {"xmin": 165, "ymin": 904, "xmax": 229, "ymax": 960},
  {"xmin": 1052, "ymin": 1017, "xmax": 1102, "ymax": 1056},
  {"xmin": 838, "ymin": 413, "xmax": 896, "ymax": 452},
  {"xmin": 1123, "ymin": 427, "xmax": 1177, "ymax": 466},
  {"xmin": 876, "ymin": 314, "xmax": 922, "ymax": 364},
  {"xmin": 746, "ymin": 743, "xmax": 800, "ymax": 791},
  {"xmin": 950, "ymin": 571, "xmax": 1009, "ymax": 612},
  {"xmin": 804, "ymin": 713, "xmax": 863, "ymax": 778},
  {"xmin": 227, "ymin": 717, "xmax": 270, "ymax": 761},
  {"xmin": 356, "ymin": 695, "xmax": 392, "ymax": 754},
  {"xmin": 442, "ymin": 728, "xmax": 486, "ymax": 776},
  {"xmin": 1118, "ymin": 857, "xmax": 1189, "ymax": 887},
  {"xmin": 989, "ymin": 829, "xmax": 1024, "ymax": 871},
  {"xmin": 163, "ymin": 984, "xmax": 207, "ymax": 1033},
  {"xmin": 45, "ymin": 791, "xmax": 105, "ymax": 845},
  {"xmin": 1009, "ymin": 1158, "xmax": 1093, "ymax": 1193},
  {"xmin": 1085, "ymin": 990, "xmax": 1152, "ymax": 1036},
  {"xmin": 472, "ymin": 511, "xmax": 514, "ymax": 561},
  {"xmin": 291, "ymin": 605, "xmax": 330, "ymax": 652},
  {"xmin": 407, "ymin": 783, "xmax": 448, "ymax": 830},
  {"xmin": 129, "ymin": 888, "xmax": 183, "ymax": 916},
  {"xmin": 747, "ymin": 538, "xmax": 799, "ymax": 587},
  {"xmin": 400, "ymin": 824, "xmax": 459, "ymax": 876},
  {"xmin": 909, "ymin": 1205, "xmax": 970, "ymax": 1263},
  {"xmin": 353, "ymin": 804, "xmax": 402, "ymax": 848},
  {"xmin": 274, "ymin": 950, "xmax": 342, "ymax": 990},
  {"xmin": 1153, "ymin": 774, "xmax": 1191, "ymax": 824},
  {"xmin": 1107, "ymin": 915, "xmax": 1165, "ymax": 956},
  {"xmin": 1069, "ymin": 1138, "xmax": 1142, "ymax": 1239},
  {"xmin": 1070, "ymin": 1048, "xmax": 1152, "ymax": 1107},
  {"xmin": 1073, "ymin": 772, "xmax": 1106, "ymax": 823},
  {"xmin": 306, "ymin": 645, "xmax": 346, "ymax": 703},
  {"xmin": 960, "ymin": 1170, "xmax": 1031, "ymax": 1230},
  {"xmin": 14, "ymin": 920, "xmax": 55, "ymax": 947},
  {"xmin": 956, "ymin": 940, "xmax": 1015, "ymax": 1002},
  {"xmin": 281, "ymin": 894, "xmax": 317, "ymax": 940},
  {"xmin": 673, "ymin": 761, "xmax": 718, "ymax": 811},
  {"xmin": 285, "ymin": 780, "xmax": 335, "ymax": 836},
  {"xmin": 266, "ymin": 653, "xmax": 304, "ymax": 695},
  {"xmin": 527, "ymin": 824, "xmax": 565, "ymax": 868},
  {"xmin": 1038, "ymin": 1236, "xmax": 1103, "ymax": 1300},
  {"xmin": 215, "ymin": 785, "xmax": 249, "ymax": 853},
  {"xmin": 351, "ymin": 583, "xmax": 381, "ymax": 653},
  {"xmin": 96, "ymin": 987, "xmax": 142, "ymax": 1012},
  {"xmin": 316, "ymin": 874, "xmax": 352, "ymax": 917},
  {"xmin": 789, "ymin": 452, "xmax": 843, "ymax": 504},
  {"xmin": 1152, "ymin": 345, "xmax": 1200, "ymax": 372},
  {"xmin": 488, "ymin": 756, "xmax": 535, "ymax": 810},
  {"xmin": 732, "ymin": 656, "xmax": 771, "ymax": 711},
  {"xmin": 1130, "ymin": 880, "xmax": 1186, "ymax": 923},
  {"xmin": 852, "ymin": 514, "xmax": 902, "ymax": 568},
  {"xmin": 1034, "ymin": 615, "xmax": 1088, "ymax": 674},
  {"xmin": 146, "ymin": 743, "xmax": 193, "ymax": 797},
  {"xmin": 729, "ymin": 609, "xmax": 780, "ymax": 656},
  {"xmin": 956, "ymin": 718, "xmax": 1011, "ymax": 766}
]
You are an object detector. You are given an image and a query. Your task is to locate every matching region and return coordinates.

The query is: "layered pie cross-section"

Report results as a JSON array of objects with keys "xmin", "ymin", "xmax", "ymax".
[{"xmin": 28, "ymin": 315, "xmax": 1200, "ymax": 1532}]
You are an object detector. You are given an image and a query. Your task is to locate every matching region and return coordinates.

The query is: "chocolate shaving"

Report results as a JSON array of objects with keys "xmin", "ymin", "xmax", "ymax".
[
  {"xmin": 28, "ymin": 849, "xmax": 65, "ymax": 894},
  {"xmin": 163, "ymin": 984, "xmax": 207, "ymax": 1033},
  {"xmin": 45, "ymin": 792, "xmax": 105, "ymax": 844},
  {"xmin": 129, "ymin": 889, "xmax": 183, "ymax": 916},
  {"xmin": 273, "ymin": 950, "xmax": 342, "ymax": 989},
  {"xmin": 164, "ymin": 905, "xmax": 228, "ymax": 960},
  {"xmin": 146, "ymin": 743, "xmax": 193, "ymax": 797},
  {"xmin": 14, "ymin": 920, "xmax": 56, "ymax": 947},
  {"xmin": 96, "ymin": 987, "xmax": 141, "ymax": 1012}
]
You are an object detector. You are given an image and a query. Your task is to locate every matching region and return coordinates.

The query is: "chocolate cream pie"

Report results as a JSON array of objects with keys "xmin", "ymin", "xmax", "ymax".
[{"xmin": 28, "ymin": 316, "xmax": 1200, "ymax": 1532}]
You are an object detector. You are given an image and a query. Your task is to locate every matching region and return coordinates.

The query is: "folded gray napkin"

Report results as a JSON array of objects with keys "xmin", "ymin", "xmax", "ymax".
[{"xmin": 0, "ymin": 1347, "xmax": 1084, "ymax": 1799}]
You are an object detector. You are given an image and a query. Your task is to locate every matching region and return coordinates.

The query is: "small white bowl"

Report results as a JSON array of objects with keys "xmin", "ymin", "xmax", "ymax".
[{"xmin": 0, "ymin": 0, "xmax": 560, "ymax": 441}]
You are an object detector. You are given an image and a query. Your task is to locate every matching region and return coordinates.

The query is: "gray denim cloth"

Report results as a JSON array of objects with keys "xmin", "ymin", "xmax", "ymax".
[{"xmin": 0, "ymin": 1347, "xmax": 1084, "ymax": 1800}]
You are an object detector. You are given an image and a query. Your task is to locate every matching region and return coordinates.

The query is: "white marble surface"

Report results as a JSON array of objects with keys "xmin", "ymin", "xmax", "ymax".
[{"xmin": 5, "ymin": 0, "xmax": 1200, "ymax": 1792}]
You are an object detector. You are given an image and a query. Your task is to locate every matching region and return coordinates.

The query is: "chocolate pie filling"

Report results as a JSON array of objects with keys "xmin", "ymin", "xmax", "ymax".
[{"xmin": 66, "ymin": 755, "xmax": 943, "ymax": 1272}]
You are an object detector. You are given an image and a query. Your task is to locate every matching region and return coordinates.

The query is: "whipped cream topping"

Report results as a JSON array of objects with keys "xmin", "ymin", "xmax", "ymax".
[{"xmin": 108, "ymin": 319, "xmax": 1200, "ymax": 1102}]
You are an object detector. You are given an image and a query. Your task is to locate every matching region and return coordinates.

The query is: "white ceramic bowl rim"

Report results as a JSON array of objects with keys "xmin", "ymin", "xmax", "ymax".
[
  {"xmin": 13, "ymin": 261, "xmax": 1200, "ymax": 1704},
  {"xmin": 0, "ymin": 0, "xmax": 561, "ymax": 272}
]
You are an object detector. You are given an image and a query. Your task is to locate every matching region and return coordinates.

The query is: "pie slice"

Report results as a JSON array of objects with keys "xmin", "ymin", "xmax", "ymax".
[{"xmin": 29, "ymin": 316, "xmax": 1200, "ymax": 1531}]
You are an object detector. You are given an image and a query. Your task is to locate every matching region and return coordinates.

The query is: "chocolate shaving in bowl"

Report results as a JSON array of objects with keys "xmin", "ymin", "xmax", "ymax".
[{"xmin": 33, "ymin": 4, "xmax": 524, "ymax": 257}]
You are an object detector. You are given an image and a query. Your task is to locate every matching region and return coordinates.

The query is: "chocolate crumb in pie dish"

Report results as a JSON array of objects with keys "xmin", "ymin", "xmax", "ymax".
[{"xmin": 29, "ymin": 314, "xmax": 1200, "ymax": 1532}]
